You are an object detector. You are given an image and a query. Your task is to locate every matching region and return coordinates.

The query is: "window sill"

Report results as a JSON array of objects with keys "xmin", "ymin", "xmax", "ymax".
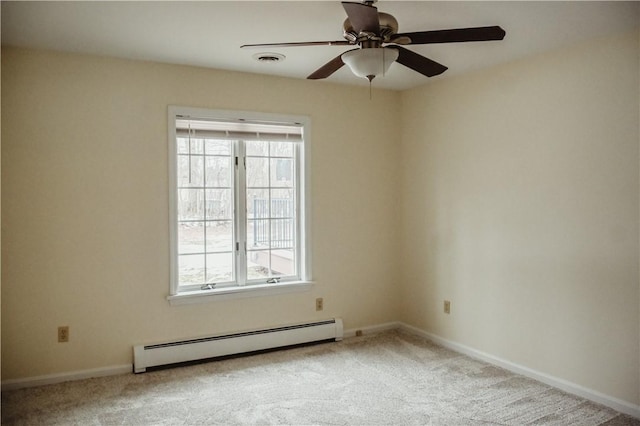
[{"xmin": 167, "ymin": 281, "xmax": 314, "ymax": 306}]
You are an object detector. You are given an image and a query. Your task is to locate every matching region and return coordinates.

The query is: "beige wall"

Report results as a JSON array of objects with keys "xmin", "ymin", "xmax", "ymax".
[
  {"xmin": 1, "ymin": 47, "xmax": 401, "ymax": 379},
  {"xmin": 400, "ymin": 30, "xmax": 640, "ymax": 405}
]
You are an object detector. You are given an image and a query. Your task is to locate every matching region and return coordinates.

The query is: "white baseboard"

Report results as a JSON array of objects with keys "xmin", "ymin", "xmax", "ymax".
[
  {"xmin": 343, "ymin": 321, "xmax": 401, "ymax": 338},
  {"xmin": 1, "ymin": 364, "xmax": 132, "ymax": 391},
  {"xmin": 397, "ymin": 322, "xmax": 640, "ymax": 420}
]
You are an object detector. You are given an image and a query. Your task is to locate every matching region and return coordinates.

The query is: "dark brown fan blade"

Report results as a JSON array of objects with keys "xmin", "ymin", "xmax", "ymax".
[
  {"xmin": 390, "ymin": 46, "xmax": 447, "ymax": 77},
  {"xmin": 342, "ymin": 2, "xmax": 380, "ymax": 34},
  {"xmin": 391, "ymin": 26, "xmax": 505, "ymax": 45},
  {"xmin": 241, "ymin": 40, "xmax": 352, "ymax": 48},
  {"xmin": 307, "ymin": 50, "xmax": 354, "ymax": 79}
]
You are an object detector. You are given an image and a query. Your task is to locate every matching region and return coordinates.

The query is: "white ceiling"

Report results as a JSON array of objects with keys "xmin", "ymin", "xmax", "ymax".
[{"xmin": 2, "ymin": 1, "xmax": 638, "ymax": 91}]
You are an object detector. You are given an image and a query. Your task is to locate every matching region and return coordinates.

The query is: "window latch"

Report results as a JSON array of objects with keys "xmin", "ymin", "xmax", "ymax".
[
  {"xmin": 266, "ymin": 277, "xmax": 281, "ymax": 284},
  {"xmin": 201, "ymin": 283, "xmax": 217, "ymax": 290}
]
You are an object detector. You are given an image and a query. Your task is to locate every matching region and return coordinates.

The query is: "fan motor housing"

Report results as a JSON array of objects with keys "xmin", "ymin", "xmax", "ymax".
[{"xmin": 343, "ymin": 12, "xmax": 399, "ymax": 42}]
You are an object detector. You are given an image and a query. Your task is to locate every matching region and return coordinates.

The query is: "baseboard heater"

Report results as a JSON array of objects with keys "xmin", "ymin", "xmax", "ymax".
[{"xmin": 133, "ymin": 318, "xmax": 343, "ymax": 373}]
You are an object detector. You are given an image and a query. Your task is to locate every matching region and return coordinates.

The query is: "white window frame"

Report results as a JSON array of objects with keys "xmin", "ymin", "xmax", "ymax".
[{"xmin": 167, "ymin": 106, "xmax": 313, "ymax": 305}]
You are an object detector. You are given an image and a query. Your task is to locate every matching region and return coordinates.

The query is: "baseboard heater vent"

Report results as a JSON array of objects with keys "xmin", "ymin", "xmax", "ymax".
[{"xmin": 133, "ymin": 318, "xmax": 343, "ymax": 373}]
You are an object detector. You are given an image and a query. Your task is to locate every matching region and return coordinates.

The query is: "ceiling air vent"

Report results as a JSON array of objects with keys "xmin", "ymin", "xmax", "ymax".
[{"xmin": 253, "ymin": 52, "xmax": 285, "ymax": 63}]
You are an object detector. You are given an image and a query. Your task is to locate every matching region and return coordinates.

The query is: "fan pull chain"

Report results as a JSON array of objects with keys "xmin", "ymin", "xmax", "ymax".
[
  {"xmin": 188, "ymin": 119, "xmax": 192, "ymax": 184},
  {"xmin": 382, "ymin": 48, "xmax": 386, "ymax": 78}
]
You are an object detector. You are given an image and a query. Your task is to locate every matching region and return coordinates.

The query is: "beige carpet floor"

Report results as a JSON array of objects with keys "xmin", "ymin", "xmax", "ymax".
[{"xmin": 2, "ymin": 330, "xmax": 639, "ymax": 425}]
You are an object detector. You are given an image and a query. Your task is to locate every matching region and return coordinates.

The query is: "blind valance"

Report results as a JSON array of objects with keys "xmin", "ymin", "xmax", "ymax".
[{"xmin": 175, "ymin": 118, "xmax": 303, "ymax": 142}]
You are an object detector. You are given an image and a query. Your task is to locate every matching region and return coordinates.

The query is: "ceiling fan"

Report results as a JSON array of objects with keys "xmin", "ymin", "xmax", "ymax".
[{"xmin": 241, "ymin": 1, "xmax": 506, "ymax": 82}]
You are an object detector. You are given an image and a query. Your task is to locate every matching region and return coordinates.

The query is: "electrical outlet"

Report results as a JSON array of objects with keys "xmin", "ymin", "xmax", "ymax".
[
  {"xmin": 444, "ymin": 300, "xmax": 451, "ymax": 314},
  {"xmin": 315, "ymin": 298, "xmax": 323, "ymax": 311},
  {"xmin": 58, "ymin": 326, "xmax": 69, "ymax": 343}
]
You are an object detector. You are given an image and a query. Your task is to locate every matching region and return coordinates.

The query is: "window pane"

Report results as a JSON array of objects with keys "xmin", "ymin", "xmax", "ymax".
[
  {"xmin": 270, "ymin": 189, "xmax": 294, "ymax": 218},
  {"xmin": 271, "ymin": 219, "xmax": 294, "ymax": 248},
  {"xmin": 271, "ymin": 142, "xmax": 293, "ymax": 158},
  {"xmin": 177, "ymin": 137, "xmax": 189, "ymax": 154},
  {"xmin": 272, "ymin": 249, "xmax": 295, "ymax": 276},
  {"xmin": 178, "ymin": 189, "xmax": 204, "ymax": 220},
  {"xmin": 206, "ymin": 221, "xmax": 233, "ymax": 253},
  {"xmin": 248, "ymin": 219, "xmax": 269, "ymax": 249},
  {"xmin": 246, "ymin": 140, "xmax": 268, "ymax": 157},
  {"xmin": 246, "ymin": 157, "xmax": 269, "ymax": 188},
  {"xmin": 205, "ymin": 139, "xmax": 231, "ymax": 156},
  {"xmin": 177, "ymin": 137, "xmax": 203, "ymax": 154},
  {"xmin": 178, "ymin": 222, "xmax": 205, "ymax": 254},
  {"xmin": 178, "ymin": 155, "xmax": 204, "ymax": 187},
  {"xmin": 244, "ymin": 141, "xmax": 298, "ymax": 281},
  {"xmin": 246, "ymin": 189, "xmax": 269, "ymax": 220},
  {"xmin": 206, "ymin": 156, "xmax": 231, "ymax": 188},
  {"xmin": 178, "ymin": 254, "xmax": 205, "ymax": 285},
  {"xmin": 206, "ymin": 253, "xmax": 233, "ymax": 283},
  {"xmin": 193, "ymin": 138, "xmax": 205, "ymax": 154},
  {"xmin": 205, "ymin": 189, "xmax": 232, "ymax": 220},
  {"xmin": 245, "ymin": 249, "xmax": 295, "ymax": 279},
  {"xmin": 271, "ymin": 158, "xmax": 293, "ymax": 187},
  {"xmin": 247, "ymin": 250, "xmax": 270, "ymax": 280}
]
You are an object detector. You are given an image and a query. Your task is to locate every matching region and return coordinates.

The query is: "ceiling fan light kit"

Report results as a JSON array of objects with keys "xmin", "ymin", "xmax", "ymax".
[
  {"xmin": 241, "ymin": 1, "xmax": 505, "ymax": 83},
  {"xmin": 342, "ymin": 47, "xmax": 398, "ymax": 81}
]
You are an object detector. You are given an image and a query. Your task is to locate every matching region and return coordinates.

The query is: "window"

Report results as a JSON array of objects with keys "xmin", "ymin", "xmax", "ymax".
[{"xmin": 168, "ymin": 107, "xmax": 311, "ymax": 303}]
